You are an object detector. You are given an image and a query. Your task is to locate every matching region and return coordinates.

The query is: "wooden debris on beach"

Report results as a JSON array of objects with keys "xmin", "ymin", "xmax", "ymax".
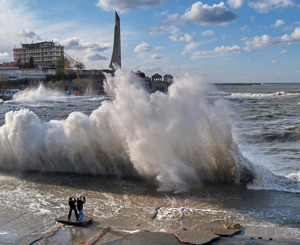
[
  {"xmin": 151, "ymin": 207, "xmax": 161, "ymax": 220},
  {"xmin": 92, "ymin": 228, "xmax": 131, "ymax": 244},
  {"xmin": 21, "ymin": 223, "xmax": 63, "ymax": 245}
]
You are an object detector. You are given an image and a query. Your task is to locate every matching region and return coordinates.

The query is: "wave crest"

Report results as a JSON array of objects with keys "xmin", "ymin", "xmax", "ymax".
[
  {"xmin": 0, "ymin": 70, "xmax": 253, "ymax": 192},
  {"xmin": 12, "ymin": 84, "xmax": 65, "ymax": 102}
]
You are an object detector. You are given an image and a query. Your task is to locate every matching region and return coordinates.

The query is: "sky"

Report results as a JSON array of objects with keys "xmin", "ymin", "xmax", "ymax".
[{"xmin": 0, "ymin": 0, "xmax": 299, "ymax": 83}]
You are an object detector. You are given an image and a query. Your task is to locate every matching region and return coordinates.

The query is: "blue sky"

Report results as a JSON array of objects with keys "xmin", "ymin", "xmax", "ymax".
[{"xmin": 0, "ymin": 0, "xmax": 299, "ymax": 83}]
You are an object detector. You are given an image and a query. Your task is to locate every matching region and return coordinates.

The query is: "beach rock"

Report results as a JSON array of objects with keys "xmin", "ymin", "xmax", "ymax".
[
  {"xmin": 212, "ymin": 227, "xmax": 241, "ymax": 237},
  {"xmin": 223, "ymin": 223, "xmax": 241, "ymax": 229},
  {"xmin": 103, "ymin": 230, "xmax": 180, "ymax": 245},
  {"xmin": 175, "ymin": 229, "xmax": 219, "ymax": 245}
]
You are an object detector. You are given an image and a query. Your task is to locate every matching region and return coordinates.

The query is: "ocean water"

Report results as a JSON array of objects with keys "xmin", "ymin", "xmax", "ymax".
[{"xmin": 0, "ymin": 71, "xmax": 299, "ymax": 243}]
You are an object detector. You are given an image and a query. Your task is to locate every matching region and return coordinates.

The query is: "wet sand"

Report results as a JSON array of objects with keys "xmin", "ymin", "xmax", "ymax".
[
  {"xmin": 0, "ymin": 171, "xmax": 299, "ymax": 244},
  {"xmin": 16, "ymin": 216, "xmax": 300, "ymax": 245}
]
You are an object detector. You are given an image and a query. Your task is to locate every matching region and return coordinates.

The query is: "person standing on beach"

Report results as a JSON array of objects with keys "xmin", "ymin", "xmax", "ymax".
[
  {"xmin": 68, "ymin": 196, "xmax": 78, "ymax": 221},
  {"xmin": 77, "ymin": 195, "xmax": 86, "ymax": 223}
]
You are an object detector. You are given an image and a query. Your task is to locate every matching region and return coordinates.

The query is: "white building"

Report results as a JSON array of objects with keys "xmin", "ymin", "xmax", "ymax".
[{"xmin": 13, "ymin": 41, "xmax": 64, "ymax": 69}]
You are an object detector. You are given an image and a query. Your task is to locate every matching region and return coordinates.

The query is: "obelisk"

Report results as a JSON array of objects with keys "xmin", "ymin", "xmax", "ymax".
[{"xmin": 109, "ymin": 11, "xmax": 121, "ymax": 71}]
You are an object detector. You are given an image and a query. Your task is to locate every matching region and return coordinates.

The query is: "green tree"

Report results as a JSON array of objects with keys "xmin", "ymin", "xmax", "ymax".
[
  {"xmin": 136, "ymin": 70, "xmax": 146, "ymax": 78},
  {"xmin": 55, "ymin": 55, "xmax": 71, "ymax": 80},
  {"xmin": 16, "ymin": 58, "xmax": 22, "ymax": 68},
  {"xmin": 29, "ymin": 57, "xmax": 34, "ymax": 68},
  {"xmin": 74, "ymin": 61, "xmax": 84, "ymax": 70},
  {"xmin": 55, "ymin": 55, "xmax": 66, "ymax": 73}
]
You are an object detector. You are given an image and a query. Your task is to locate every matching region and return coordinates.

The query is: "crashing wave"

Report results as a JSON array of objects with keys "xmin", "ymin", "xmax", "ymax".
[
  {"xmin": 0, "ymin": 70, "xmax": 254, "ymax": 192},
  {"xmin": 12, "ymin": 84, "xmax": 65, "ymax": 102}
]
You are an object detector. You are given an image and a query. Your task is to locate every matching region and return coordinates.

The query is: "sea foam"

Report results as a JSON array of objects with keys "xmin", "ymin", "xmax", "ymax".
[
  {"xmin": 0, "ymin": 69, "xmax": 253, "ymax": 192},
  {"xmin": 12, "ymin": 84, "xmax": 65, "ymax": 102}
]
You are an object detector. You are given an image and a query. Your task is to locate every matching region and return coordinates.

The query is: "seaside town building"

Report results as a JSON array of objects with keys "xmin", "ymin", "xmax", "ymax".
[
  {"xmin": 150, "ymin": 73, "xmax": 173, "ymax": 92},
  {"xmin": 138, "ymin": 72, "xmax": 173, "ymax": 93},
  {"xmin": 13, "ymin": 41, "xmax": 64, "ymax": 69}
]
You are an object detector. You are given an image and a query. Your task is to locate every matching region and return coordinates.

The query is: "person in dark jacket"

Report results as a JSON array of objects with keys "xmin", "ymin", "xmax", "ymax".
[
  {"xmin": 76, "ymin": 195, "xmax": 86, "ymax": 223},
  {"xmin": 68, "ymin": 196, "xmax": 78, "ymax": 220}
]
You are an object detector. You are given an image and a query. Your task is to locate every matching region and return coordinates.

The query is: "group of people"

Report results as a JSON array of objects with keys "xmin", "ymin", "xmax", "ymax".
[{"xmin": 68, "ymin": 195, "xmax": 86, "ymax": 223}]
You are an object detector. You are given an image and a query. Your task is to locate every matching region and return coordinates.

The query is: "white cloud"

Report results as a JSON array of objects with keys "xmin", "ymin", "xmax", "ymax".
[
  {"xmin": 181, "ymin": 33, "xmax": 194, "ymax": 42},
  {"xmin": 244, "ymin": 27, "xmax": 300, "ymax": 51},
  {"xmin": 148, "ymin": 25, "xmax": 194, "ymax": 43},
  {"xmin": 155, "ymin": 46, "xmax": 163, "ymax": 50},
  {"xmin": 227, "ymin": 0, "xmax": 244, "ymax": 9},
  {"xmin": 159, "ymin": 10, "xmax": 169, "ymax": 16},
  {"xmin": 0, "ymin": 52, "xmax": 9, "ymax": 60},
  {"xmin": 280, "ymin": 49, "xmax": 288, "ymax": 54},
  {"xmin": 202, "ymin": 30, "xmax": 214, "ymax": 36},
  {"xmin": 169, "ymin": 26, "xmax": 182, "ymax": 36},
  {"xmin": 291, "ymin": 27, "xmax": 300, "ymax": 39},
  {"xmin": 241, "ymin": 25, "xmax": 249, "ymax": 31},
  {"xmin": 96, "ymin": 0, "xmax": 165, "ymax": 12},
  {"xmin": 147, "ymin": 26, "xmax": 167, "ymax": 34},
  {"xmin": 272, "ymin": 59, "xmax": 278, "ymax": 64},
  {"xmin": 249, "ymin": 0, "xmax": 294, "ymax": 13},
  {"xmin": 215, "ymin": 45, "xmax": 242, "ymax": 54},
  {"xmin": 271, "ymin": 19, "xmax": 285, "ymax": 28},
  {"xmin": 183, "ymin": 44, "xmax": 242, "ymax": 60},
  {"xmin": 184, "ymin": 42, "xmax": 201, "ymax": 51},
  {"xmin": 172, "ymin": 33, "xmax": 194, "ymax": 42},
  {"xmin": 19, "ymin": 30, "xmax": 42, "ymax": 41},
  {"xmin": 134, "ymin": 42, "xmax": 152, "ymax": 52},
  {"xmin": 61, "ymin": 37, "xmax": 109, "ymax": 52},
  {"xmin": 133, "ymin": 65, "xmax": 162, "ymax": 75},
  {"xmin": 84, "ymin": 52, "xmax": 107, "ymax": 61},
  {"xmin": 0, "ymin": 1, "xmax": 38, "ymax": 48},
  {"xmin": 188, "ymin": 51, "xmax": 214, "ymax": 60},
  {"xmin": 165, "ymin": 2, "xmax": 236, "ymax": 26},
  {"xmin": 243, "ymin": 35, "xmax": 272, "ymax": 51},
  {"xmin": 152, "ymin": 54, "xmax": 162, "ymax": 60}
]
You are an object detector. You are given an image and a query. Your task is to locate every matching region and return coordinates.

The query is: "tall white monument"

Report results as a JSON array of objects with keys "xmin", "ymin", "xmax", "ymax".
[{"xmin": 109, "ymin": 11, "xmax": 121, "ymax": 71}]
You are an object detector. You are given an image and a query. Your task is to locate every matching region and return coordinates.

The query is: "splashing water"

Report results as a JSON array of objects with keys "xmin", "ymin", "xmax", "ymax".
[
  {"xmin": 0, "ymin": 70, "xmax": 253, "ymax": 192},
  {"xmin": 12, "ymin": 84, "xmax": 65, "ymax": 102}
]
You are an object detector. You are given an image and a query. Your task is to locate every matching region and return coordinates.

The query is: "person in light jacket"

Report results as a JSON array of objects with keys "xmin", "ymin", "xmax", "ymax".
[{"xmin": 76, "ymin": 195, "xmax": 86, "ymax": 223}]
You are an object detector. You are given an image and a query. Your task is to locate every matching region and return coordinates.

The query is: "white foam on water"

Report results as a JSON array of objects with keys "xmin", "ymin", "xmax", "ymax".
[
  {"xmin": 0, "ymin": 69, "xmax": 265, "ymax": 192},
  {"xmin": 247, "ymin": 164, "xmax": 300, "ymax": 193},
  {"xmin": 12, "ymin": 83, "xmax": 66, "ymax": 102},
  {"xmin": 228, "ymin": 91, "xmax": 300, "ymax": 99}
]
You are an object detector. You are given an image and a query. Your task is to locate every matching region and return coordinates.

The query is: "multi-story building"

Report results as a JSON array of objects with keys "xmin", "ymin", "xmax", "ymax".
[
  {"xmin": 137, "ymin": 72, "xmax": 173, "ymax": 93},
  {"xmin": 150, "ymin": 73, "xmax": 173, "ymax": 92},
  {"xmin": 13, "ymin": 41, "xmax": 64, "ymax": 69}
]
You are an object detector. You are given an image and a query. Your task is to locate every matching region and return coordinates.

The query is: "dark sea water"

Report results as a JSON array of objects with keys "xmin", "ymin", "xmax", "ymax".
[
  {"xmin": 0, "ymin": 72, "xmax": 299, "ymax": 243},
  {"xmin": 217, "ymin": 83, "xmax": 299, "ymax": 192}
]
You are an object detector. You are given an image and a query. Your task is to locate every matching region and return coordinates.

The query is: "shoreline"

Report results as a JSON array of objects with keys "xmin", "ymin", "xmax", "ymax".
[{"xmin": 6, "ymin": 216, "xmax": 300, "ymax": 245}]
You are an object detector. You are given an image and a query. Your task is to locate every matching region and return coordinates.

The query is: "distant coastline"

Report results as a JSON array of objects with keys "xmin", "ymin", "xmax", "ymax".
[
  {"xmin": 214, "ymin": 83, "xmax": 262, "ymax": 86},
  {"xmin": 214, "ymin": 82, "xmax": 300, "ymax": 86}
]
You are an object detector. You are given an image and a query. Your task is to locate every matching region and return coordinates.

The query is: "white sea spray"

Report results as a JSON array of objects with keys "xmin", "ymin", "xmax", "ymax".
[
  {"xmin": 12, "ymin": 83, "xmax": 65, "ymax": 102},
  {"xmin": 0, "ymin": 69, "xmax": 252, "ymax": 192}
]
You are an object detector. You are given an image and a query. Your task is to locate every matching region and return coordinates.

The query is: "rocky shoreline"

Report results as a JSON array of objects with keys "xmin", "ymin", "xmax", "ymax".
[{"xmin": 18, "ymin": 217, "xmax": 299, "ymax": 245}]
